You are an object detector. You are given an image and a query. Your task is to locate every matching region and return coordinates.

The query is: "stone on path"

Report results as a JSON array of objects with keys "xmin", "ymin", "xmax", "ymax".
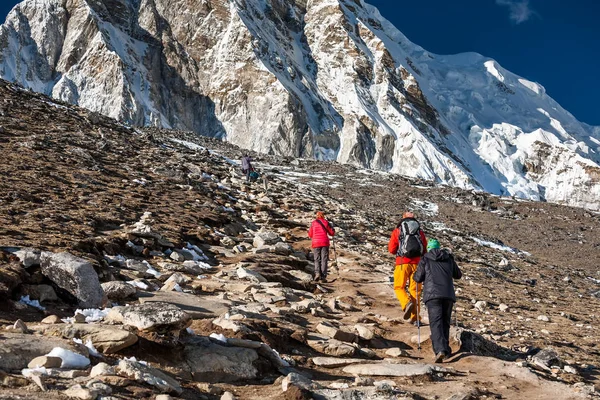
[
  {"xmin": 316, "ymin": 322, "xmax": 357, "ymax": 343},
  {"xmin": 385, "ymin": 348, "xmax": 409, "ymax": 358},
  {"xmin": 184, "ymin": 337, "xmax": 259, "ymax": 382},
  {"xmin": 311, "ymin": 357, "xmax": 370, "ymax": 368},
  {"xmin": 40, "ymin": 252, "xmax": 105, "ymax": 308},
  {"xmin": 237, "ymin": 266, "xmax": 267, "ymax": 283},
  {"xmin": 63, "ymin": 385, "xmax": 98, "ymax": 400},
  {"xmin": 343, "ymin": 363, "xmax": 447, "ymax": 377},
  {"xmin": 253, "ymin": 231, "xmax": 281, "ymax": 248},
  {"xmin": 116, "ymin": 359, "xmax": 182, "ymax": 394},
  {"xmin": 138, "ymin": 291, "xmax": 231, "ymax": 319},
  {"xmin": 27, "ymin": 356, "xmax": 62, "ymax": 369},
  {"xmin": 14, "ymin": 248, "xmax": 41, "ymax": 268}
]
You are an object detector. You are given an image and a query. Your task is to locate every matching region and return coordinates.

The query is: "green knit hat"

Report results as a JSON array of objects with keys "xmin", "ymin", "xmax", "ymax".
[{"xmin": 427, "ymin": 239, "xmax": 441, "ymax": 251}]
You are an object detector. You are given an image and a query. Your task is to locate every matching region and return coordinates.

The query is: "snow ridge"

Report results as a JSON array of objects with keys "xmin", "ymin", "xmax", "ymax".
[{"xmin": 1, "ymin": 0, "xmax": 599, "ymax": 209}]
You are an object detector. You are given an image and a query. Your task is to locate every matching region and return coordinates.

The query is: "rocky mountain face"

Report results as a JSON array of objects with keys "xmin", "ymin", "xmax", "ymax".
[
  {"xmin": 1, "ymin": 79, "xmax": 600, "ymax": 399},
  {"xmin": 1, "ymin": 0, "xmax": 600, "ymax": 210}
]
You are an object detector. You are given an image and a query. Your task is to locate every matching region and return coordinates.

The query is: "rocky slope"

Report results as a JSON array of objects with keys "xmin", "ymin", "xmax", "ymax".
[
  {"xmin": 1, "ymin": 79, "xmax": 600, "ymax": 399},
  {"xmin": 1, "ymin": 0, "xmax": 600, "ymax": 210}
]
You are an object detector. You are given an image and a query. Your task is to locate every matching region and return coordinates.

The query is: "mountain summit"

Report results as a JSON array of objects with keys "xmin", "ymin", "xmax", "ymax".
[{"xmin": 1, "ymin": 0, "xmax": 599, "ymax": 209}]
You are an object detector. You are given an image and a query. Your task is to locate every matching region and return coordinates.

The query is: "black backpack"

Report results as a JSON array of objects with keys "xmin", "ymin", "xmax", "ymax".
[{"xmin": 397, "ymin": 218, "xmax": 424, "ymax": 258}]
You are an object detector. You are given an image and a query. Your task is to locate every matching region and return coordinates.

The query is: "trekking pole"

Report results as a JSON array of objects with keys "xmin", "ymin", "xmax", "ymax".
[
  {"xmin": 416, "ymin": 282, "xmax": 421, "ymax": 354},
  {"xmin": 331, "ymin": 237, "xmax": 340, "ymax": 276}
]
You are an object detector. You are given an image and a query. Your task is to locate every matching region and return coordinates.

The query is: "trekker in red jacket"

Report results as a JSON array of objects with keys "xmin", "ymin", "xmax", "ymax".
[
  {"xmin": 308, "ymin": 211, "xmax": 335, "ymax": 282},
  {"xmin": 388, "ymin": 211, "xmax": 427, "ymax": 323}
]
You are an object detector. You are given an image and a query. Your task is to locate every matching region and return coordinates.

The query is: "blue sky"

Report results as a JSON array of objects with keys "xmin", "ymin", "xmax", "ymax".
[
  {"xmin": 366, "ymin": 0, "xmax": 600, "ymax": 126},
  {"xmin": 1, "ymin": 0, "xmax": 598, "ymax": 125}
]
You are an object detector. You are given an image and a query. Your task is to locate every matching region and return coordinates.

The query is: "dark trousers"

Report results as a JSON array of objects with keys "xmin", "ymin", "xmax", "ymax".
[
  {"xmin": 312, "ymin": 247, "xmax": 329, "ymax": 278},
  {"xmin": 426, "ymin": 298, "xmax": 454, "ymax": 355}
]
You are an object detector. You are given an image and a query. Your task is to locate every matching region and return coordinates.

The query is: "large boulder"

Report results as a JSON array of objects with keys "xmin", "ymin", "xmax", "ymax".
[
  {"xmin": 106, "ymin": 302, "xmax": 191, "ymax": 332},
  {"xmin": 40, "ymin": 252, "xmax": 105, "ymax": 308},
  {"xmin": 184, "ymin": 337, "xmax": 260, "ymax": 382}
]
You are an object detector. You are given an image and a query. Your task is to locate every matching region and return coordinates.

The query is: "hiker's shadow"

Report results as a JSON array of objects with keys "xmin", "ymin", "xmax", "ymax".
[{"xmin": 444, "ymin": 351, "xmax": 473, "ymax": 363}]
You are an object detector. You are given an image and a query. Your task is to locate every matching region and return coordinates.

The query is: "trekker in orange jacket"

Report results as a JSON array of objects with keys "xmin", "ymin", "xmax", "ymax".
[{"xmin": 388, "ymin": 211, "xmax": 427, "ymax": 323}]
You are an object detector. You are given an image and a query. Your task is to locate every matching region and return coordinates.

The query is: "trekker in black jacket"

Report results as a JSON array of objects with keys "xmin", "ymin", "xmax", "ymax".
[{"xmin": 413, "ymin": 239, "xmax": 462, "ymax": 363}]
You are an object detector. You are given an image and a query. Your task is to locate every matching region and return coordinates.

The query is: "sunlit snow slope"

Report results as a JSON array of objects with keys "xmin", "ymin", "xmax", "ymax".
[{"xmin": 1, "ymin": 0, "xmax": 599, "ymax": 209}]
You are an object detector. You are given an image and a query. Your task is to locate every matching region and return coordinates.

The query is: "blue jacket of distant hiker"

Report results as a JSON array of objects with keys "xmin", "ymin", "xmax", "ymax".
[{"xmin": 413, "ymin": 249, "xmax": 462, "ymax": 303}]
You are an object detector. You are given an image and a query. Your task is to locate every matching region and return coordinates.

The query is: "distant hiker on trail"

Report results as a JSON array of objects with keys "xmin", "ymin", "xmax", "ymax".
[
  {"xmin": 241, "ymin": 154, "xmax": 254, "ymax": 182},
  {"xmin": 308, "ymin": 211, "xmax": 335, "ymax": 282},
  {"xmin": 414, "ymin": 239, "xmax": 462, "ymax": 363},
  {"xmin": 388, "ymin": 211, "xmax": 427, "ymax": 323}
]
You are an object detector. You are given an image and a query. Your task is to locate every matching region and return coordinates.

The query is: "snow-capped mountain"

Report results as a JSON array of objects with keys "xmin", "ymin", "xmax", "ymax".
[{"xmin": 1, "ymin": 0, "xmax": 599, "ymax": 209}]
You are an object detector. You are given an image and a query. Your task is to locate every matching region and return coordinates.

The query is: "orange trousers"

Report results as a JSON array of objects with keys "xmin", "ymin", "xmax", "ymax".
[{"xmin": 393, "ymin": 263, "xmax": 422, "ymax": 321}]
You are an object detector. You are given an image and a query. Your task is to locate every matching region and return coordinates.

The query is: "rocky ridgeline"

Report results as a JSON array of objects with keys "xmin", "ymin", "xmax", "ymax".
[{"xmin": 0, "ymin": 79, "xmax": 599, "ymax": 399}]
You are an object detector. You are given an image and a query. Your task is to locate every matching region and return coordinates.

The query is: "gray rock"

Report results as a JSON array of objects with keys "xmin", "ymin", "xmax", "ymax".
[
  {"xmin": 40, "ymin": 252, "xmax": 105, "ymax": 308},
  {"xmin": 316, "ymin": 322, "xmax": 357, "ymax": 343},
  {"xmin": 274, "ymin": 242, "xmax": 292, "ymax": 256},
  {"xmin": 291, "ymin": 299, "xmax": 319, "ymax": 313},
  {"xmin": 23, "ymin": 284, "xmax": 58, "ymax": 303},
  {"xmin": 355, "ymin": 324, "xmax": 375, "ymax": 340},
  {"xmin": 116, "ymin": 359, "xmax": 182, "ymax": 394},
  {"xmin": 106, "ymin": 302, "xmax": 191, "ymax": 332},
  {"xmin": 282, "ymin": 372, "xmax": 315, "ymax": 392},
  {"xmin": 253, "ymin": 231, "xmax": 281, "ymax": 248},
  {"xmin": 63, "ymin": 385, "xmax": 98, "ymax": 400},
  {"xmin": 311, "ymin": 357, "xmax": 369, "ymax": 368},
  {"xmin": 531, "ymin": 348, "xmax": 563, "ymax": 371},
  {"xmin": 343, "ymin": 363, "xmax": 447, "ymax": 377},
  {"xmin": 474, "ymin": 301, "xmax": 487, "ymax": 312},
  {"xmin": 86, "ymin": 380, "xmax": 112, "ymax": 395},
  {"xmin": 0, "ymin": 333, "xmax": 84, "ymax": 371},
  {"xmin": 90, "ymin": 362, "xmax": 115, "ymax": 378},
  {"xmin": 221, "ymin": 392, "xmax": 236, "ymax": 400},
  {"xmin": 385, "ymin": 348, "xmax": 409, "ymax": 358},
  {"xmin": 38, "ymin": 323, "xmax": 138, "ymax": 354},
  {"xmin": 14, "ymin": 248, "xmax": 41, "ymax": 268},
  {"xmin": 101, "ymin": 281, "xmax": 137, "ymax": 301},
  {"xmin": 236, "ymin": 267, "xmax": 267, "ymax": 283},
  {"xmin": 169, "ymin": 251, "xmax": 186, "ymax": 262},
  {"xmin": 138, "ymin": 291, "xmax": 231, "ymax": 319},
  {"xmin": 184, "ymin": 337, "xmax": 259, "ymax": 382},
  {"xmin": 451, "ymin": 328, "xmax": 520, "ymax": 361},
  {"xmin": 27, "ymin": 356, "xmax": 62, "ymax": 369}
]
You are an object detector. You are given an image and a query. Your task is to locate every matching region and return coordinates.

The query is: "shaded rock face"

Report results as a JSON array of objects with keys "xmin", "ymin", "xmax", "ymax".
[
  {"xmin": 184, "ymin": 337, "xmax": 260, "ymax": 383},
  {"xmin": 40, "ymin": 252, "xmax": 105, "ymax": 308},
  {"xmin": 2, "ymin": 0, "xmax": 600, "ymax": 209}
]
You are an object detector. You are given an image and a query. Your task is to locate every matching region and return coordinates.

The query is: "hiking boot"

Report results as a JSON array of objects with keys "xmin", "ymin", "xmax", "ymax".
[
  {"xmin": 434, "ymin": 352, "xmax": 446, "ymax": 363},
  {"xmin": 313, "ymin": 275, "xmax": 321, "ymax": 282},
  {"xmin": 403, "ymin": 302, "xmax": 415, "ymax": 320},
  {"xmin": 321, "ymin": 276, "xmax": 327, "ymax": 283}
]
